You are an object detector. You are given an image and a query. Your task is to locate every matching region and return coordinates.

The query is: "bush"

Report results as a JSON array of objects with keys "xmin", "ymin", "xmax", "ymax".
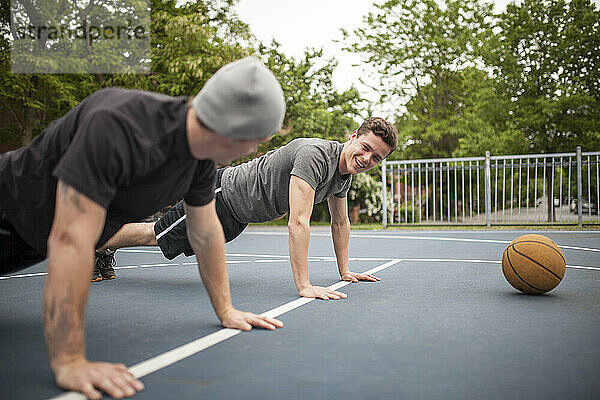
[{"xmin": 348, "ymin": 173, "xmax": 388, "ymax": 222}]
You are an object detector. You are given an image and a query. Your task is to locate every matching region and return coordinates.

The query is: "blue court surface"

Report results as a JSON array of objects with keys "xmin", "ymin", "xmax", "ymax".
[{"xmin": 1, "ymin": 228, "xmax": 599, "ymax": 399}]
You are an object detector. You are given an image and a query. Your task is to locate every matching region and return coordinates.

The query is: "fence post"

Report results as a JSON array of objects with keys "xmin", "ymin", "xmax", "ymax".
[
  {"xmin": 485, "ymin": 151, "xmax": 492, "ymax": 227},
  {"xmin": 577, "ymin": 146, "xmax": 583, "ymax": 228},
  {"xmin": 382, "ymin": 161, "xmax": 387, "ymax": 228}
]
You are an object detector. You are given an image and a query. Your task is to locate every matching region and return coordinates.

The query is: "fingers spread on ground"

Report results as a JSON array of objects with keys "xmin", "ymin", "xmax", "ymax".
[
  {"xmin": 253, "ymin": 317, "xmax": 276, "ymax": 330},
  {"xmin": 266, "ymin": 317, "xmax": 284, "ymax": 328},
  {"xmin": 111, "ymin": 375, "xmax": 137, "ymax": 397},
  {"xmin": 240, "ymin": 321, "xmax": 253, "ymax": 331},
  {"xmin": 98, "ymin": 380, "xmax": 123, "ymax": 399},
  {"xmin": 127, "ymin": 374, "xmax": 145, "ymax": 391},
  {"xmin": 82, "ymin": 383, "xmax": 102, "ymax": 400}
]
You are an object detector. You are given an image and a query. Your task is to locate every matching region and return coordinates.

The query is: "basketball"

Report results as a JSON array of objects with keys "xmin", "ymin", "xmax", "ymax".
[{"xmin": 501, "ymin": 234, "xmax": 566, "ymax": 294}]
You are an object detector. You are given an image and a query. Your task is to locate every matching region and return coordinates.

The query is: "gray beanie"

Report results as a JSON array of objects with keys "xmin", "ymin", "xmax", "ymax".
[{"xmin": 192, "ymin": 56, "xmax": 286, "ymax": 139}]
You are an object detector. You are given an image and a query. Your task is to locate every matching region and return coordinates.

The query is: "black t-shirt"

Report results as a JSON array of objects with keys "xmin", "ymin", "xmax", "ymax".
[{"xmin": 0, "ymin": 88, "xmax": 216, "ymax": 254}]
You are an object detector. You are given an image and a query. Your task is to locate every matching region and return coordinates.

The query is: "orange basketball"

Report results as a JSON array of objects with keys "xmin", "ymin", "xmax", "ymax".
[{"xmin": 501, "ymin": 234, "xmax": 566, "ymax": 294}]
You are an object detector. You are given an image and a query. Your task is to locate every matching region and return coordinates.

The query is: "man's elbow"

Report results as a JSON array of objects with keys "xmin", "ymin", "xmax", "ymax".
[
  {"xmin": 187, "ymin": 225, "xmax": 223, "ymax": 251},
  {"xmin": 47, "ymin": 227, "xmax": 77, "ymax": 254},
  {"xmin": 46, "ymin": 226, "xmax": 92, "ymax": 268}
]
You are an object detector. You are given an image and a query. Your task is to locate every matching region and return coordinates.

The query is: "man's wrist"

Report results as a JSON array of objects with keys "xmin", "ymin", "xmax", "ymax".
[
  {"xmin": 50, "ymin": 353, "xmax": 86, "ymax": 372},
  {"xmin": 296, "ymin": 282, "xmax": 312, "ymax": 292},
  {"xmin": 216, "ymin": 305, "xmax": 236, "ymax": 321}
]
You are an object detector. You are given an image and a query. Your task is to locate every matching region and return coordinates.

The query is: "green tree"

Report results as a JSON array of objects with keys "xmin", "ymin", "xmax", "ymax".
[
  {"xmin": 489, "ymin": 0, "xmax": 600, "ymax": 220},
  {"xmin": 342, "ymin": 0, "xmax": 495, "ymax": 159},
  {"xmin": 393, "ymin": 66, "xmax": 525, "ymax": 159},
  {"xmin": 490, "ymin": 0, "xmax": 600, "ymax": 153},
  {"xmin": 2, "ymin": 0, "xmax": 364, "ymax": 156},
  {"xmin": 451, "ymin": 68, "xmax": 529, "ymax": 157},
  {"xmin": 105, "ymin": 0, "xmax": 253, "ymax": 94},
  {"xmin": 258, "ymin": 44, "xmax": 362, "ymax": 152},
  {"xmin": 1, "ymin": 0, "xmax": 253, "ymax": 149},
  {"xmin": 0, "ymin": 0, "xmax": 98, "ymax": 149}
]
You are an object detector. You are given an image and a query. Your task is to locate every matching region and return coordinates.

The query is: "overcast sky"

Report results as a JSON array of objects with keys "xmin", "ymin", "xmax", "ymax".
[
  {"xmin": 234, "ymin": 0, "xmax": 599, "ymax": 116},
  {"xmin": 236, "ymin": 1, "xmax": 513, "ymax": 91}
]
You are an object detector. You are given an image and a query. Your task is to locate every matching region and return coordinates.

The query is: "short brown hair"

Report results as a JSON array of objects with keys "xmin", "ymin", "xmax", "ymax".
[{"xmin": 356, "ymin": 117, "xmax": 398, "ymax": 156}]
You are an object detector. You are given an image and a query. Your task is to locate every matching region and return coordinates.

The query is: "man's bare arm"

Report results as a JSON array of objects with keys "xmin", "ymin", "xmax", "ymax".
[
  {"xmin": 288, "ymin": 176, "xmax": 346, "ymax": 300},
  {"xmin": 184, "ymin": 200, "xmax": 283, "ymax": 330},
  {"xmin": 327, "ymin": 196, "xmax": 379, "ymax": 283},
  {"xmin": 45, "ymin": 181, "xmax": 143, "ymax": 399},
  {"xmin": 327, "ymin": 196, "xmax": 351, "ymax": 277}
]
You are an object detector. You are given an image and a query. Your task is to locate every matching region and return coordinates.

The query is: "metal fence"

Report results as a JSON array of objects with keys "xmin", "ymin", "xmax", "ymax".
[{"xmin": 381, "ymin": 147, "xmax": 600, "ymax": 227}]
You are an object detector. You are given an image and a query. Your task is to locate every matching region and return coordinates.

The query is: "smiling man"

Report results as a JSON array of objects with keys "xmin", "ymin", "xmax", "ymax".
[{"xmin": 95, "ymin": 117, "xmax": 398, "ymax": 300}]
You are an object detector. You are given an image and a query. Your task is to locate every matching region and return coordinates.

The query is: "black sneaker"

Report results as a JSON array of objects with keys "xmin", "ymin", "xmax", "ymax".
[
  {"xmin": 95, "ymin": 249, "xmax": 116, "ymax": 280},
  {"xmin": 91, "ymin": 263, "xmax": 103, "ymax": 282}
]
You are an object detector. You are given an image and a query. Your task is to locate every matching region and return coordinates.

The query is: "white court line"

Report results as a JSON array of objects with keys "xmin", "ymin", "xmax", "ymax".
[
  {"xmin": 228, "ymin": 253, "xmax": 394, "ymax": 262},
  {"xmin": 0, "ymin": 256, "xmax": 387, "ymax": 281},
  {"xmin": 400, "ymin": 258, "xmax": 600, "ymax": 271},
  {"xmin": 348, "ymin": 234, "xmax": 600, "ymax": 254},
  {"xmin": 0, "ymin": 272, "xmax": 46, "ymax": 280},
  {"xmin": 119, "ymin": 249, "xmax": 164, "ymax": 254},
  {"xmin": 242, "ymin": 231, "xmax": 600, "ymax": 253},
  {"xmin": 139, "ymin": 263, "xmax": 177, "ymax": 269},
  {"xmin": 49, "ymin": 259, "xmax": 402, "ymax": 400},
  {"xmin": 0, "ymin": 261, "xmax": 252, "ymax": 281},
  {"xmin": 5, "ymin": 253, "xmax": 598, "ymax": 282}
]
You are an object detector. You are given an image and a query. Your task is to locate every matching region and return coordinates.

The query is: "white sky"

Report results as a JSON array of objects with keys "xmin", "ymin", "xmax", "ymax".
[
  {"xmin": 236, "ymin": 1, "xmax": 513, "ymax": 91},
  {"xmin": 235, "ymin": 0, "xmax": 599, "ymax": 116}
]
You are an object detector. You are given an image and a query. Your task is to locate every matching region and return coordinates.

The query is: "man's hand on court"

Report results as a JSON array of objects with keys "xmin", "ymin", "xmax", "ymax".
[
  {"xmin": 341, "ymin": 271, "xmax": 380, "ymax": 283},
  {"xmin": 299, "ymin": 284, "xmax": 347, "ymax": 300},
  {"xmin": 220, "ymin": 308, "xmax": 284, "ymax": 331},
  {"xmin": 53, "ymin": 357, "xmax": 144, "ymax": 400}
]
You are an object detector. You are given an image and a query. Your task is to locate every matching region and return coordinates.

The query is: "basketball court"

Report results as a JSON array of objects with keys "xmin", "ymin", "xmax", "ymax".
[{"xmin": 1, "ymin": 227, "xmax": 599, "ymax": 399}]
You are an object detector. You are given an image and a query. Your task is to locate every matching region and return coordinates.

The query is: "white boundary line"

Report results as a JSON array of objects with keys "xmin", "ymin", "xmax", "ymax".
[
  {"xmin": 0, "ymin": 260, "xmax": 252, "ymax": 281},
  {"xmin": 241, "ymin": 231, "xmax": 600, "ymax": 253},
  {"xmin": 49, "ymin": 259, "xmax": 402, "ymax": 400},
  {"xmin": 398, "ymin": 258, "xmax": 600, "ymax": 271},
  {"xmin": 4, "ymin": 255, "xmax": 599, "ymax": 282},
  {"xmin": 119, "ymin": 249, "xmax": 164, "ymax": 254}
]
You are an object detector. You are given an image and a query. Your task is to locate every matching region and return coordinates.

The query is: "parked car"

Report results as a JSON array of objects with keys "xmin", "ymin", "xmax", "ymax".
[
  {"xmin": 569, "ymin": 199, "xmax": 598, "ymax": 214},
  {"xmin": 535, "ymin": 197, "xmax": 560, "ymax": 207}
]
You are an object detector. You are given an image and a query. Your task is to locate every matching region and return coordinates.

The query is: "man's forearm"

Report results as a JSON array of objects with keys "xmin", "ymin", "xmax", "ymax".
[
  {"xmin": 44, "ymin": 243, "xmax": 92, "ymax": 370},
  {"xmin": 288, "ymin": 220, "xmax": 311, "ymax": 291},
  {"xmin": 331, "ymin": 220, "xmax": 350, "ymax": 277},
  {"xmin": 189, "ymin": 229, "xmax": 233, "ymax": 320}
]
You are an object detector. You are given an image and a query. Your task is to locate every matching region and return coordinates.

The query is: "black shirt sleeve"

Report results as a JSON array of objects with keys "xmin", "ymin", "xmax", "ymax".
[
  {"xmin": 183, "ymin": 160, "xmax": 216, "ymax": 207},
  {"xmin": 52, "ymin": 110, "xmax": 135, "ymax": 209}
]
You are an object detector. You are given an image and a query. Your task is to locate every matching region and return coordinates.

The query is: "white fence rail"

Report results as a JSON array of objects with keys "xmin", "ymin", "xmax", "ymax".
[{"xmin": 381, "ymin": 147, "xmax": 600, "ymax": 227}]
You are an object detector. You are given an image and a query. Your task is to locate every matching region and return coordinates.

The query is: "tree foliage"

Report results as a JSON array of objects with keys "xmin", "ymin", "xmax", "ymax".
[
  {"xmin": 344, "ymin": 0, "xmax": 600, "ymax": 158},
  {"xmin": 256, "ymin": 44, "xmax": 362, "ymax": 154},
  {"xmin": 489, "ymin": 0, "xmax": 600, "ymax": 153},
  {"xmin": 1, "ymin": 0, "xmax": 363, "ymax": 153},
  {"xmin": 342, "ymin": 0, "xmax": 495, "ymax": 159}
]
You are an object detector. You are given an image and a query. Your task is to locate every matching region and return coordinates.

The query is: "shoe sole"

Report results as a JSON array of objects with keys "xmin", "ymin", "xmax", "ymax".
[
  {"xmin": 102, "ymin": 276, "xmax": 116, "ymax": 280},
  {"xmin": 91, "ymin": 277, "xmax": 103, "ymax": 282}
]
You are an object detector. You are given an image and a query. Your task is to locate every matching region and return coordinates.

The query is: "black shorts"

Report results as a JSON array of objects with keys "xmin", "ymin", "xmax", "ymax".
[
  {"xmin": 0, "ymin": 211, "xmax": 46, "ymax": 275},
  {"xmin": 154, "ymin": 168, "xmax": 247, "ymax": 260}
]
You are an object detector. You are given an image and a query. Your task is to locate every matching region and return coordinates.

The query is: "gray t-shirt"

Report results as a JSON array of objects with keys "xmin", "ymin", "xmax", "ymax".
[{"xmin": 221, "ymin": 138, "xmax": 352, "ymax": 223}]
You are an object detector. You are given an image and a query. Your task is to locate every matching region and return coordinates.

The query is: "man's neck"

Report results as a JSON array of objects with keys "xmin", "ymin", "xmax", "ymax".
[
  {"xmin": 186, "ymin": 108, "xmax": 210, "ymax": 159},
  {"xmin": 338, "ymin": 141, "xmax": 350, "ymax": 175}
]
